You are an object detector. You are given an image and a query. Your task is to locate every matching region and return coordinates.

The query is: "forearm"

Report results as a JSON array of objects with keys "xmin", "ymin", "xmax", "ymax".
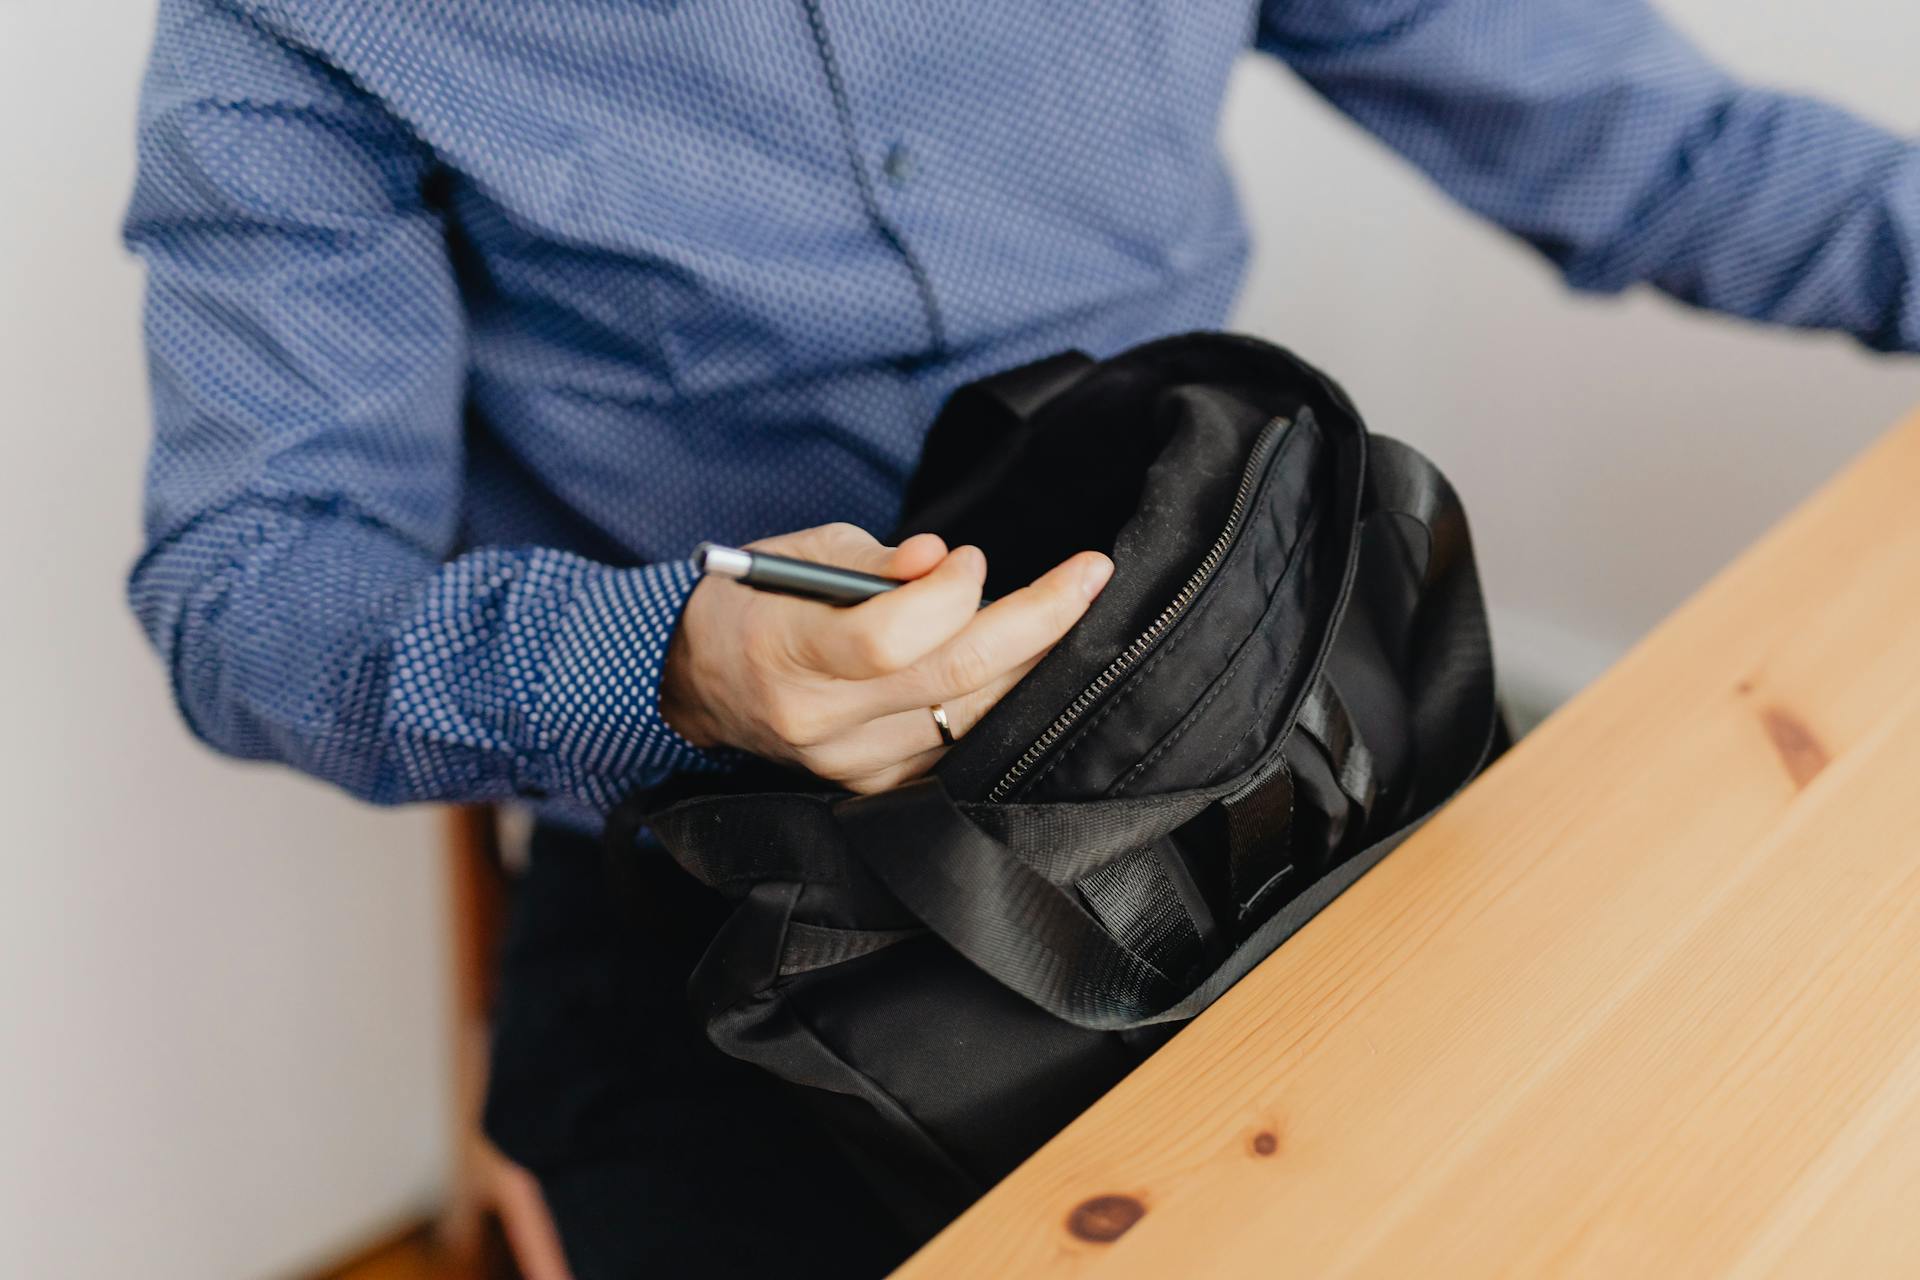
[
  {"xmin": 132, "ymin": 499, "xmax": 717, "ymax": 812},
  {"xmin": 1583, "ymin": 90, "xmax": 1919, "ymax": 353},
  {"xmin": 1261, "ymin": 0, "xmax": 1920, "ymax": 352}
]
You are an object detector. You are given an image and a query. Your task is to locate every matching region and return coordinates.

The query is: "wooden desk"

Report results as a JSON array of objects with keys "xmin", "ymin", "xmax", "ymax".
[{"xmin": 899, "ymin": 409, "xmax": 1920, "ymax": 1278}]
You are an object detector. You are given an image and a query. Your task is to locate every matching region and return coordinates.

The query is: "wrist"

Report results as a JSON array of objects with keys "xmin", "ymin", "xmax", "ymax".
[
  {"xmin": 660, "ymin": 600, "xmax": 724, "ymax": 751},
  {"xmin": 528, "ymin": 556, "xmax": 733, "ymax": 810}
]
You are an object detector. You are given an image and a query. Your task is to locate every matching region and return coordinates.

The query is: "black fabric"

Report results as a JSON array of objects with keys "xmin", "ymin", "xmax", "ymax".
[
  {"xmin": 605, "ymin": 332, "xmax": 1500, "ymax": 1244},
  {"xmin": 484, "ymin": 824, "xmax": 912, "ymax": 1278}
]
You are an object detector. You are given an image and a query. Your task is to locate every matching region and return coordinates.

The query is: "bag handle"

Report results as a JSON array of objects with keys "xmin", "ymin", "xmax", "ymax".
[
  {"xmin": 834, "ymin": 780, "xmax": 1184, "ymax": 1027},
  {"xmin": 837, "ymin": 435, "xmax": 1497, "ymax": 1030},
  {"xmin": 900, "ymin": 350, "xmax": 1093, "ymax": 520}
]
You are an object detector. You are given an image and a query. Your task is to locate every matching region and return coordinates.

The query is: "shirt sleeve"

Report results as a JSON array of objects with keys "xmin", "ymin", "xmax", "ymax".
[
  {"xmin": 124, "ymin": 0, "xmax": 723, "ymax": 817},
  {"xmin": 1257, "ymin": 0, "xmax": 1920, "ymax": 353}
]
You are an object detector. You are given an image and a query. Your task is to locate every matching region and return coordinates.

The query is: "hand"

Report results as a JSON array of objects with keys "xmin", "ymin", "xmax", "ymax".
[{"xmin": 661, "ymin": 522, "xmax": 1112, "ymax": 793}]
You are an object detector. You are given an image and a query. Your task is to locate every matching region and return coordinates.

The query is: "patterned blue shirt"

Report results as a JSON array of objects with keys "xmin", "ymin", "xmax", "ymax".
[{"xmin": 125, "ymin": 0, "xmax": 1919, "ymax": 828}]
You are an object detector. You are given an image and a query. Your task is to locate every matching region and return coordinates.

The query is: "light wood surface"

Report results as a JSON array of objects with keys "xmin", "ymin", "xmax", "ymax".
[{"xmin": 899, "ymin": 407, "xmax": 1920, "ymax": 1278}]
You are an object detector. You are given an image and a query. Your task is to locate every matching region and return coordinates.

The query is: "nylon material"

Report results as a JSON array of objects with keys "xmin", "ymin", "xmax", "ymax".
[
  {"xmin": 1298, "ymin": 677, "xmax": 1379, "ymax": 818},
  {"xmin": 778, "ymin": 922, "xmax": 925, "ymax": 977},
  {"xmin": 1127, "ymin": 437, "xmax": 1499, "ymax": 1028},
  {"xmin": 966, "ymin": 791, "xmax": 1213, "ymax": 886},
  {"xmin": 683, "ymin": 881, "xmax": 800, "ymax": 1025},
  {"xmin": 838, "ymin": 781, "xmax": 1179, "ymax": 1024},
  {"xmin": 1281, "ymin": 729, "xmax": 1354, "ymax": 876},
  {"xmin": 925, "ymin": 336, "xmax": 1332, "ymax": 801},
  {"xmin": 643, "ymin": 792, "xmax": 852, "ymax": 893},
  {"xmin": 1137, "ymin": 696, "xmax": 1495, "ymax": 1026},
  {"xmin": 1409, "ymin": 585, "xmax": 1496, "ymax": 811},
  {"xmin": 1018, "ymin": 413, "xmax": 1329, "ymax": 801},
  {"xmin": 615, "ymin": 338, "xmax": 1498, "ymax": 1221},
  {"xmin": 1367, "ymin": 439, "xmax": 1496, "ymax": 814},
  {"xmin": 871, "ymin": 426, "xmax": 1490, "ymax": 1033},
  {"xmin": 1322, "ymin": 524, "xmax": 1422, "ymax": 822},
  {"xmin": 792, "ymin": 863, "xmax": 925, "ymax": 933},
  {"xmin": 1106, "ymin": 491, "xmax": 1334, "ymax": 798},
  {"xmin": 712, "ymin": 954, "xmax": 987, "ymax": 1237},
  {"xmin": 929, "ymin": 388, "xmax": 1269, "ymax": 797},
  {"xmin": 899, "ymin": 350, "xmax": 1095, "ymax": 520},
  {"xmin": 791, "ymin": 939, "xmax": 1137, "ymax": 1189},
  {"xmin": 1135, "ymin": 822, "xmax": 1422, "ymax": 1027},
  {"xmin": 1075, "ymin": 846, "xmax": 1202, "ymax": 978},
  {"xmin": 643, "ymin": 788, "xmax": 920, "ymax": 929},
  {"xmin": 1154, "ymin": 825, "xmax": 1225, "ymax": 953},
  {"xmin": 1071, "ymin": 399, "xmax": 1368, "ymax": 804},
  {"xmin": 1221, "ymin": 757, "xmax": 1295, "ymax": 913}
]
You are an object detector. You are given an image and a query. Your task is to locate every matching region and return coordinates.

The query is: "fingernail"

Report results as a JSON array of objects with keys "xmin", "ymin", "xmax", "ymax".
[
  {"xmin": 1079, "ymin": 553, "xmax": 1114, "ymax": 600},
  {"xmin": 951, "ymin": 545, "xmax": 986, "ymax": 577}
]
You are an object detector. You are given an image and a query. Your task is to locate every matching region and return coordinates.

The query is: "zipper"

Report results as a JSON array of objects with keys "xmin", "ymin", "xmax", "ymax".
[{"xmin": 986, "ymin": 414, "xmax": 1294, "ymax": 803}]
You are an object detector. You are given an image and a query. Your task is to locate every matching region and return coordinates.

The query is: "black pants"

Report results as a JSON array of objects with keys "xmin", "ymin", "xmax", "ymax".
[{"xmin": 483, "ymin": 824, "xmax": 913, "ymax": 1279}]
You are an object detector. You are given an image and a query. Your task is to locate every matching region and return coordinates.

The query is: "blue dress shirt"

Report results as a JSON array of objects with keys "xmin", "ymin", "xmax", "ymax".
[{"xmin": 125, "ymin": 0, "xmax": 1918, "ymax": 827}]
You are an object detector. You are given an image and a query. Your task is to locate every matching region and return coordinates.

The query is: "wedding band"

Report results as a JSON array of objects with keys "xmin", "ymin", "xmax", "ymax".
[{"xmin": 929, "ymin": 703, "xmax": 956, "ymax": 746}]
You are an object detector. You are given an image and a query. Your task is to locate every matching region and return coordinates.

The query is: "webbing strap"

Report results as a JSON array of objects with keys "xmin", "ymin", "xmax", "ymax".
[
  {"xmin": 1220, "ymin": 754, "xmax": 1295, "ymax": 916},
  {"xmin": 640, "ymin": 793, "xmax": 850, "ymax": 893},
  {"xmin": 779, "ymin": 922, "xmax": 925, "ymax": 976},
  {"xmin": 835, "ymin": 780, "xmax": 1182, "ymax": 1027},
  {"xmin": 1297, "ymin": 674, "xmax": 1378, "ymax": 824}
]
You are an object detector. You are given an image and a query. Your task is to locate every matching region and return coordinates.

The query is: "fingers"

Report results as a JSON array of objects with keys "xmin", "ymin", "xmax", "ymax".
[
  {"xmin": 790, "ymin": 544, "xmax": 988, "ymax": 681},
  {"xmin": 690, "ymin": 520, "xmax": 1115, "ymax": 795},
  {"xmin": 840, "ymin": 744, "xmax": 948, "ymax": 796},
  {"xmin": 748, "ymin": 523, "xmax": 947, "ymax": 580},
  {"xmin": 883, "ymin": 532, "xmax": 948, "ymax": 580},
  {"xmin": 810, "ymin": 650, "xmax": 1043, "ymax": 794},
  {"xmin": 738, "ymin": 523, "xmax": 978, "ymax": 682},
  {"xmin": 867, "ymin": 550, "xmax": 1111, "ymax": 712},
  {"xmin": 862, "ymin": 654, "xmax": 1040, "ymax": 751}
]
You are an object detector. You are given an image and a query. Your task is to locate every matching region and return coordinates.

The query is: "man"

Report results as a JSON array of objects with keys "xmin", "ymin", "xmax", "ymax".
[{"xmin": 124, "ymin": 1, "xmax": 1916, "ymax": 1274}]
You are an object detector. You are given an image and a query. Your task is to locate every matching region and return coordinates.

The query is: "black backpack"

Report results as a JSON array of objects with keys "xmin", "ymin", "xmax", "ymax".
[{"xmin": 607, "ymin": 332, "xmax": 1499, "ymax": 1239}]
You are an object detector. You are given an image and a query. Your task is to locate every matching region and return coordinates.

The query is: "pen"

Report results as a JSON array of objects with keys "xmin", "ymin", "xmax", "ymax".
[{"xmin": 692, "ymin": 542, "xmax": 903, "ymax": 606}]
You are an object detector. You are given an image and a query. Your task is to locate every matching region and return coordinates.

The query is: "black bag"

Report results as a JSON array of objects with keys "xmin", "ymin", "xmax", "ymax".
[{"xmin": 607, "ymin": 332, "xmax": 1499, "ymax": 1238}]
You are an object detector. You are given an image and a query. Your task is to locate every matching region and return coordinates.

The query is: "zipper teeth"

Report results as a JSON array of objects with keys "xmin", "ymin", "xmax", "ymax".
[{"xmin": 985, "ymin": 415, "xmax": 1292, "ymax": 804}]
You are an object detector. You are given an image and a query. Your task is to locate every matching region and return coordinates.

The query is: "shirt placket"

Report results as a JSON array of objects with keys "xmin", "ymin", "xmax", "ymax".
[{"xmin": 797, "ymin": 0, "xmax": 949, "ymax": 364}]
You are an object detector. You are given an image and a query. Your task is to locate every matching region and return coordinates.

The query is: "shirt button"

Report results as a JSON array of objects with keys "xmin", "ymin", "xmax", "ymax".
[{"xmin": 881, "ymin": 142, "xmax": 914, "ymax": 186}]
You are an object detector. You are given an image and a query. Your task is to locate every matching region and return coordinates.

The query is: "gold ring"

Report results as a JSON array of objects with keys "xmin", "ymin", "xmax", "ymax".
[{"xmin": 929, "ymin": 703, "xmax": 956, "ymax": 746}]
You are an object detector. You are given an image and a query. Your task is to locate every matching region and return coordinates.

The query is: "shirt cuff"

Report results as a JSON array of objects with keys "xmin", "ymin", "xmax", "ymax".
[{"xmin": 529, "ymin": 556, "xmax": 734, "ymax": 812}]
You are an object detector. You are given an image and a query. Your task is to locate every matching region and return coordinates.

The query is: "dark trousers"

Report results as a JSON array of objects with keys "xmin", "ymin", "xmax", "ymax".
[{"xmin": 483, "ymin": 824, "xmax": 913, "ymax": 1278}]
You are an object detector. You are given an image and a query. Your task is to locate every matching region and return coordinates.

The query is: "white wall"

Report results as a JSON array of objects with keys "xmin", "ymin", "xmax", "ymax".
[
  {"xmin": 2, "ymin": 1, "xmax": 1917, "ymax": 1277},
  {"xmin": 1224, "ymin": 0, "xmax": 1920, "ymax": 717},
  {"xmin": 0, "ymin": 5, "xmax": 451, "ymax": 1279}
]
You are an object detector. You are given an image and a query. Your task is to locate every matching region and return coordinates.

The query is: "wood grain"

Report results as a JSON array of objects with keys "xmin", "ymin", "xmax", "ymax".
[{"xmin": 897, "ymin": 408, "xmax": 1920, "ymax": 1278}]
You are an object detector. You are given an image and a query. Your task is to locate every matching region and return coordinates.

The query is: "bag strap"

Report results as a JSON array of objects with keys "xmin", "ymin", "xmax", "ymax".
[
  {"xmin": 835, "ymin": 780, "xmax": 1187, "ymax": 1026},
  {"xmin": 1296, "ymin": 675, "xmax": 1378, "ymax": 823},
  {"xmin": 1218, "ymin": 673, "xmax": 1380, "ymax": 914},
  {"xmin": 1365, "ymin": 437, "xmax": 1498, "ymax": 813},
  {"xmin": 634, "ymin": 792, "xmax": 854, "ymax": 893},
  {"xmin": 837, "ymin": 435, "xmax": 1496, "ymax": 1031},
  {"xmin": 900, "ymin": 350, "xmax": 1093, "ymax": 518}
]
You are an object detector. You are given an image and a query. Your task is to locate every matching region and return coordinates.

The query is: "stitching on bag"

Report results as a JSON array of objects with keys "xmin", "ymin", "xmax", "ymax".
[
  {"xmin": 1116, "ymin": 500, "xmax": 1326, "ymax": 793},
  {"xmin": 1018, "ymin": 571, "xmax": 1211, "ymax": 797},
  {"xmin": 1222, "ymin": 546, "xmax": 1324, "ymax": 764},
  {"xmin": 1016, "ymin": 423, "xmax": 1320, "ymax": 799}
]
